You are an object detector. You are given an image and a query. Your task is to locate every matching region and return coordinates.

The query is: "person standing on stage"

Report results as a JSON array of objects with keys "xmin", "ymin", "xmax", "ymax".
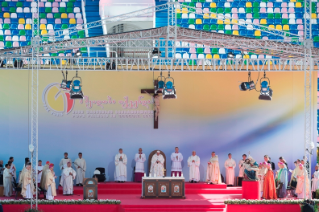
[
  {"xmin": 311, "ymin": 165, "xmax": 319, "ymax": 198},
  {"xmin": 45, "ymin": 164, "xmax": 57, "ymax": 200},
  {"xmin": 9, "ymin": 157, "xmax": 16, "ymax": 182},
  {"xmin": 296, "ymin": 164, "xmax": 310, "ymax": 199},
  {"xmin": 151, "ymin": 151, "xmax": 165, "ymax": 177},
  {"xmin": 21, "ymin": 163, "xmax": 34, "ymax": 199},
  {"xmin": 171, "ymin": 147, "xmax": 183, "ymax": 177},
  {"xmin": 224, "ymin": 153, "xmax": 236, "ymax": 186},
  {"xmin": 187, "ymin": 151, "xmax": 200, "ymax": 183},
  {"xmin": 262, "ymin": 163, "xmax": 277, "ymax": 199},
  {"xmin": 264, "ymin": 155, "xmax": 275, "ymax": 171},
  {"xmin": 61, "ymin": 162, "xmax": 76, "ymax": 195},
  {"xmin": 40, "ymin": 161, "xmax": 50, "ymax": 189},
  {"xmin": 238, "ymin": 154, "xmax": 247, "ymax": 186},
  {"xmin": 206, "ymin": 152, "xmax": 222, "ymax": 184},
  {"xmin": 74, "ymin": 152, "xmax": 86, "ymax": 186},
  {"xmin": 134, "ymin": 148, "xmax": 146, "ymax": 182},
  {"xmin": 276, "ymin": 162, "xmax": 288, "ymax": 198},
  {"xmin": 60, "ymin": 152, "xmax": 72, "ymax": 171},
  {"xmin": 115, "ymin": 148, "xmax": 127, "ymax": 183},
  {"xmin": 3, "ymin": 164, "xmax": 13, "ymax": 197},
  {"xmin": 279, "ymin": 156, "xmax": 288, "ymax": 170}
]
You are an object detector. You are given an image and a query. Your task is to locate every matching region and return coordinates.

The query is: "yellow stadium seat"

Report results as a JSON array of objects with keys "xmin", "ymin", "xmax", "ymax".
[
  {"xmin": 41, "ymin": 30, "xmax": 48, "ymax": 35},
  {"xmin": 296, "ymin": 2, "xmax": 302, "ymax": 7},
  {"xmin": 290, "ymin": 0, "xmax": 296, "ymax": 2},
  {"xmin": 266, "ymin": 61, "xmax": 273, "ymax": 65},
  {"xmin": 176, "ymin": 9, "xmax": 181, "ymax": 13},
  {"xmin": 231, "ymin": 19, "xmax": 238, "ymax": 24},
  {"xmin": 18, "ymin": 18, "xmax": 25, "ymax": 24},
  {"xmin": 210, "ymin": 13, "xmax": 217, "ymax": 18},
  {"xmin": 224, "ymin": 19, "xmax": 231, "ymax": 24},
  {"xmin": 246, "ymin": 2, "xmax": 252, "ymax": 7},
  {"xmin": 210, "ymin": 3, "xmax": 216, "ymax": 8},
  {"xmin": 61, "ymin": 13, "xmax": 68, "ymax": 19},
  {"xmin": 283, "ymin": 25, "xmax": 289, "ymax": 30},
  {"xmin": 276, "ymin": 25, "xmax": 282, "ymax": 30},
  {"xmin": 62, "ymin": 60, "xmax": 67, "ymax": 65},
  {"xmin": 233, "ymin": 30, "xmax": 239, "ymax": 35},
  {"xmin": 25, "ymin": 24, "xmax": 32, "ymax": 30},
  {"xmin": 182, "ymin": 8, "xmax": 188, "ymax": 14},
  {"xmin": 3, "ymin": 13, "xmax": 10, "ymax": 18},
  {"xmin": 254, "ymin": 30, "xmax": 261, "ymax": 36},
  {"xmin": 195, "ymin": 19, "xmax": 202, "ymax": 24},
  {"xmin": 69, "ymin": 18, "xmax": 76, "ymax": 24},
  {"xmin": 217, "ymin": 20, "xmax": 223, "ymax": 24},
  {"xmin": 243, "ymin": 55, "xmax": 250, "ymax": 59},
  {"xmin": 312, "ymin": 13, "xmax": 317, "ymax": 19},
  {"xmin": 260, "ymin": 19, "xmax": 267, "ymax": 24},
  {"xmin": 269, "ymin": 25, "xmax": 275, "ymax": 30},
  {"xmin": 203, "ymin": 13, "xmax": 209, "ymax": 19},
  {"xmin": 206, "ymin": 54, "xmax": 212, "ymax": 59},
  {"xmin": 40, "ymin": 24, "xmax": 46, "ymax": 30},
  {"xmin": 213, "ymin": 54, "xmax": 220, "ymax": 59}
]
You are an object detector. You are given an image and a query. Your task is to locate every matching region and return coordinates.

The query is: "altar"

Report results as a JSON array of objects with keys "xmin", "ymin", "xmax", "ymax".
[{"xmin": 142, "ymin": 176, "xmax": 185, "ymax": 199}]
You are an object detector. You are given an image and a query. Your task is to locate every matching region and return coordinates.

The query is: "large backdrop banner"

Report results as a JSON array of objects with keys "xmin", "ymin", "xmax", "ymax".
[{"xmin": 0, "ymin": 70, "xmax": 317, "ymax": 182}]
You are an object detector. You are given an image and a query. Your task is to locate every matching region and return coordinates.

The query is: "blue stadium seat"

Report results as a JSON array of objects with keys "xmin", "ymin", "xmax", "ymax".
[
  {"xmin": 260, "ymin": 14, "xmax": 267, "ymax": 18},
  {"xmin": 196, "ymin": 25, "xmax": 203, "ymax": 30},
  {"xmin": 11, "ymin": 19, "xmax": 18, "ymax": 24},
  {"xmin": 40, "ymin": 8, "xmax": 45, "ymax": 13},
  {"xmin": 23, "ymin": 2, "xmax": 31, "ymax": 7},
  {"xmin": 210, "ymin": 19, "xmax": 217, "ymax": 24},
  {"xmin": 290, "ymin": 25, "xmax": 297, "ymax": 30},
  {"xmin": 74, "ymin": 2, "xmax": 81, "ymax": 7},
  {"xmin": 25, "ymin": 13, "xmax": 32, "ymax": 19},
  {"xmin": 267, "ymin": 19, "xmax": 274, "ymax": 25},
  {"xmin": 62, "ymin": 19, "xmax": 69, "ymax": 24},
  {"xmin": 48, "ymin": 19, "xmax": 54, "ymax": 24},
  {"xmin": 295, "ymin": 13, "xmax": 303, "ymax": 19},
  {"xmin": 12, "ymin": 30, "xmax": 18, "ymax": 35},
  {"xmin": 11, "ymin": 24, "xmax": 18, "ymax": 29},
  {"xmin": 54, "ymin": 24, "xmax": 61, "ymax": 30},
  {"xmin": 239, "ymin": 29, "xmax": 247, "ymax": 36},
  {"xmin": 20, "ymin": 41, "xmax": 27, "ymax": 46},
  {"xmin": 295, "ymin": 8, "xmax": 303, "ymax": 13},
  {"xmin": 17, "ymin": 14, "xmax": 24, "ymax": 18},
  {"xmin": 239, "ymin": 14, "xmax": 246, "ymax": 19}
]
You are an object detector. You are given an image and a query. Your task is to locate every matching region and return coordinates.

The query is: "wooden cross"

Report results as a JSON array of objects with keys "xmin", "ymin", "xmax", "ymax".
[{"xmin": 141, "ymin": 80, "xmax": 160, "ymax": 129}]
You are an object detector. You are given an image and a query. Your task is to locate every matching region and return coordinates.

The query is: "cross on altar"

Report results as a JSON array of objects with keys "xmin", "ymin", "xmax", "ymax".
[{"xmin": 141, "ymin": 80, "xmax": 160, "ymax": 129}]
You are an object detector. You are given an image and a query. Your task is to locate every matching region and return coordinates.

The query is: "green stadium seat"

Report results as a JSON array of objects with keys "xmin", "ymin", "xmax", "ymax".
[
  {"xmin": 67, "ymin": 2, "xmax": 74, "ymax": 7},
  {"xmin": 19, "ymin": 30, "xmax": 26, "ymax": 36},
  {"xmin": 45, "ymin": 7, "xmax": 52, "ymax": 13},
  {"xmin": 188, "ymin": 19, "xmax": 195, "ymax": 24},
  {"xmin": 59, "ymin": 7, "xmax": 66, "ymax": 13},
  {"xmin": 54, "ymin": 13, "xmax": 61, "ymax": 19},
  {"xmin": 210, "ymin": 25, "xmax": 217, "ymax": 30},
  {"xmin": 5, "ymin": 42, "xmax": 12, "ymax": 48},
  {"xmin": 3, "ymin": 24, "xmax": 10, "ymax": 30},
  {"xmin": 203, "ymin": 24, "xmax": 210, "ymax": 31},
  {"xmin": 196, "ymin": 48, "xmax": 204, "ymax": 54}
]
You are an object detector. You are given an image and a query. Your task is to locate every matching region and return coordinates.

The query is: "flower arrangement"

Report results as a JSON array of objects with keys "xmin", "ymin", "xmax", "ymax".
[
  {"xmin": 0, "ymin": 199, "xmax": 121, "ymax": 205},
  {"xmin": 224, "ymin": 199, "xmax": 319, "ymax": 205}
]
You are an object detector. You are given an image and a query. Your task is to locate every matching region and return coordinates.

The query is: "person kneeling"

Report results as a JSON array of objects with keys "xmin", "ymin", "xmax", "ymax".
[{"xmin": 61, "ymin": 162, "xmax": 76, "ymax": 195}]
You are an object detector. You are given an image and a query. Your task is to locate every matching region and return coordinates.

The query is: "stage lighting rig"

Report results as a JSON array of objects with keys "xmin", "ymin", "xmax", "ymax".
[
  {"xmin": 60, "ymin": 70, "xmax": 72, "ymax": 90},
  {"xmin": 70, "ymin": 70, "xmax": 84, "ymax": 99},
  {"xmin": 239, "ymin": 71, "xmax": 255, "ymax": 91},
  {"xmin": 154, "ymin": 71, "xmax": 166, "ymax": 94},
  {"xmin": 258, "ymin": 71, "xmax": 273, "ymax": 101},
  {"xmin": 162, "ymin": 71, "xmax": 177, "ymax": 99}
]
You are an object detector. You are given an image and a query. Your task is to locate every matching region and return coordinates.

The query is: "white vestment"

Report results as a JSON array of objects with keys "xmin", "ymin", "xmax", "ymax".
[
  {"xmin": 115, "ymin": 153, "xmax": 127, "ymax": 181},
  {"xmin": 59, "ymin": 158, "xmax": 72, "ymax": 170},
  {"xmin": 61, "ymin": 167, "xmax": 76, "ymax": 194},
  {"xmin": 257, "ymin": 167, "xmax": 268, "ymax": 192},
  {"xmin": 171, "ymin": 152, "xmax": 183, "ymax": 172},
  {"xmin": 238, "ymin": 159, "xmax": 245, "ymax": 177},
  {"xmin": 135, "ymin": 153, "xmax": 146, "ymax": 173},
  {"xmin": 37, "ymin": 165, "xmax": 43, "ymax": 183},
  {"xmin": 206, "ymin": 156, "xmax": 222, "ymax": 184},
  {"xmin": 151, "ymin": 154, "xmax": 165, "ymax": 177},
  {"xmin": 74, "ymin": 158, "xmax": 86, "ymax": 184},
  {"xmin": 312, "ymin": 170, "xmax": 319, "ymax": 192},
  {"xmin": 224, "ymin": 158, "xmax": 236, "ymax": 185},
  {"xmin": 3, "ymin": 168, "xmax": 12, "ymax": 197},
  {"xmin": 10, "ymin": 163, "xmax": 16, "ymax": 181},
  {"xmin": 187, "ymin": 155, "xmax": 200, "ymax": 182}
]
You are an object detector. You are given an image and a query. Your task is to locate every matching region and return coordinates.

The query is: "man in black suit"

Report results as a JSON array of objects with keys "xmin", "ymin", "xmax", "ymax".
[{"xmin": 264, "ymin": 155, "xmax": 275, "ymax": 170}]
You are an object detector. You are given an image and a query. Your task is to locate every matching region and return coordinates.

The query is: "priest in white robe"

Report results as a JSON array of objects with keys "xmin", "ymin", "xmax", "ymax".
[
  {"xmin": 59, "ymin": 152, "xmax": 72, "ymax": 171},
  {"xmin": 9, "ymin": 157, "xmax": 16, "ymax": 182},
  {"xmin": 45, "ymin": 164, "xmax": 57, "ymax": 200},
  {"xmin": 171, "ymin": 147, "xmax": 183, "ymax": 177},
  {"xmin": 187, "ymin": 151, "xmax": 200, "ymax": 183},
  {"xmin": 37, "ymin": 160, "xmax": 43, "ymax": 187},
  {"xmin": 21, "ymin": 163, "xmax": 34, "ymax": 199},
  {"xmin": 238, "ymin": 154, "xmax": 247, "ymax": 186},
  {"xmin": 3, "ymin": 164, "xmax": 13, "ymax": 197},
  {"xmin": 224, "ymin": 153, "xmax": 236, "ymax": 186},
  {"xmin": 151, "ymin": 151, "xmax": 165, "ymax": 177},
  {"xmin": 61, "ymin": 162, "xmax": 76, "ymax": 195},
  {"xmin": 40, "ymin": 161, "xmax": 50, "ymax": 189},
  {"xmin": 134, "ymin": 148, "xmax": 146, "ymax": 182},
  {"xmin": 74, "ymin": 152, "xmax": 86, "ymax": 186},
  {"xmin": 206, "ymin": 152, "xmax": 222, "ymax": 184},
  {"xmin": 115, "ymin": 148, "xmax": 127, "ymax": 183},
  {"xmin": 257, "ymin": 162, "xmax": 268, "ymax": 197},
  {"xmin": 296, "ymin": 164, "xmax": 310, "ymax": 199},
  {"xmin": 312, "ymin": 165, "xmax": 319, "ymax": 195}
]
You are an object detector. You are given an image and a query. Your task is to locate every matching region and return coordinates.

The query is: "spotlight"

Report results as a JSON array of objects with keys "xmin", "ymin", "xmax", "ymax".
[
  {"xmin": 60, "ymin": 70, "xmax": 72, "ymax": 90},
  {"xmin": 154, "ymin": 71, "xmax": 166, "ymax": 94},
  {"xmin": 258, "ymin": 72, "xmax": 272, "ymax": 101},
  {"xmin": 239, "ymin": 72, "xmax": 255, "ymax": 91},
  {"xmin": 162, "ymin": 71, "xmax": 177, "ymax": 99},
  {"xmin": 70, "ymin": 70, "xmax": 84, "ymax": 99}
]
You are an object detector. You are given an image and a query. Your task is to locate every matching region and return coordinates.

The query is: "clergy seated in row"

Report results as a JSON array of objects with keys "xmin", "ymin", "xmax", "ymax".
[
  {"xmin": 40, "ymin": 161, "xmax": 51, "ymax": 190},
  {"xmin": 243, "ymin": 155, "xmax": 259, "ymax": 181},
  {"xmin": 224, "ymin": 153, "xmax": 236, "ymax": 186},
  {"xmin": 295, "ymin": 164, "xmax": 310, "ymax": 199},
  {"xmin": 3, "ymin": 163, "xmax": 13, "ymax": 197},
  {"xmin": 206, "ymin": 152, "xmax": 222, "ymax": 184},
  {"xmin": 134, "ymin": 148, "xmax": 146, "ymax": 182},
  {"xmin": 262, "ymin": 163, "xmax": 277, "ymax": 199},
  {"xmin": 74, "ymin": 152, "xmax": 86, "ymax": 186},
  {"xmin": 45, "ymin": 164, "xmax": 57, "ymax": 200},
  {"xmin": 20, "ymin": 163, "xmax": 34, "ymax": 199},
  {"xmin": 187, "ymin": 151, "xmax": 200, "ymax": 183},
  {"xmin": 60, "ymin": 162, "xmax": 76, "ymax": 195},
  {"xmin": 311, "ymin": 165, "xmax": 319, "ymax": 198},
  {"xmin": 171, "ymin": 147, "xmax": 183, "ymax": 177},
  {"xmin": 150, "ymin": 151, "xmax": 165, "ymax": 177},
  {"xmin": 275, "ymin": 162, "xmax": 288, "ymax": 198},
  {"xmin": 115, "ymin": 148, "xmax": 127, "ymax": 183}
]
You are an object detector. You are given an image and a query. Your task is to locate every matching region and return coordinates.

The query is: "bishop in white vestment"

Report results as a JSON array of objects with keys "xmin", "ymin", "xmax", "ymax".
[
  {"xmin": 224, "ymin": 153, "xmax": 236, "ymax": 186},
  {"xmin": 59, "ymin": 152, "xmax": 72, "ymax": 171},
  {"xmin": 171, "ymin": 147, "xmax": 183, "ymax": 177},
  {"xmin": 115, "ymin": 148, "xmax": 127, "ymax": 182},
  {"xmin": 206, "ymin": 152, "xmax": 222, "ymax": 184},
  {"xmin": 74, "ymin": 152, "xmax": 86, "ymax": 186},
  {"xmin": 134, "ymin": 148, "xmax": 146, "ymax": 182},
  {"xmin": 61, "ymin": 162, "xmax": 76, "ymax": 195},
  {"xmin": 3, "ymin": 164, "xmax": 13, "ymax": 197},
  {"xmin": 151, "ymin": 151, "xmax": 165, "ymax": 177},
  {"xmin": 312, "ymin": 165, "xmax": 319, "ymax": 192},
  {"xmin": 40, "ymin": 161, "xmax": 50, "ymax": 189},
  {"xmin": 21, "ymin": 163, "xmax": 34, "ymax": 199},
  {"xmin": 187, "ymin": 151, "xmax": 200, "ymax": 182}
]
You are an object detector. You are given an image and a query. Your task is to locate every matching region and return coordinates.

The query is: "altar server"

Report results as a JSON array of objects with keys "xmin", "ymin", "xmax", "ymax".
[
  {"xmin": 134, "ymin": 148, "xmax": 146, "ymax": 182},
  {"xmin": 151, "ymin": 151, "xmax": 165, "ymax": 177},
  {"xmin": 3, "ymin": 164, "xmax": 13, "ymax": 197},
  {"xmin": 115, "ymin": 148, "xmax": 127, "ymax": 183},
  {"xmin": 171, "ymin": 147, "xmax": 183, "ymax": 177},
  {"xmin": 21, "ymin": 163, "xmax": 34, "ymax": 199},
  {"xmin": 40, "ymin": 161, "xmax": 50, "ymax": 189},
  {"xmin": 224, "ymin": 153, "xmax": 236, "ymax": 186},
  {"xmin": 74, "ymin": 152, "xmax": 86, "ymax": 186},
  {"xmin": 59, "ymin": 152, "xmax": 72, "ymax": 171},
  {"xmin": 61, "ymin": 162, "xmax": 76, "ymax": 195},
  {"xmin": 238, "ymin": 154, "xmax": 247, "ymax": 186},
  {"xmin": 187, "ymin": 151, "xmax": 200, "ymax": 183},
  {"xmin": 296, "ymin": 164, "xmax": 310, "ymax": 199},
  {"xmin": 37, "ymin": 160, "xmax": 43, "ymax": 187},
  {"xmin": 45, "ymin": 164, "xmax": 57, "ymax": 200},
  {"xmin": 312, "ymin": 165, "xmax": 319, "ymax": 195},
  {"xmin": 206, "ymin": 152, "xmax": 222, "ymax": 184},
  {"xmin": 257, "ymin": 162, "xmax": 268, "ymax": 197},
  {"xmin": 9, "ymin": 157, "xmax": 16, "ymax": 181}
]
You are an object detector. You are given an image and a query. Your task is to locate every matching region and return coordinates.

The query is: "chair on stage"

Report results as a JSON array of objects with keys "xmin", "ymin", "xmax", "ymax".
[
  {"xmin": 147, "ymin": 150, "xmax": 167, "ymax": 176},
  {"xmin": 11, "ymin": 177, "xmax": 21, "ymax": 200},
  {"xmin": 92, "ymin": 167, "xmax": 106, "ymax": 182}
]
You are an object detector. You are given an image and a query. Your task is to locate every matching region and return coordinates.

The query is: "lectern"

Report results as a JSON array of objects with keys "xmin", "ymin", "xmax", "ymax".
[{"xmin": 83, "ymin": 178, "xmax": 98, "ymax": 200}]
